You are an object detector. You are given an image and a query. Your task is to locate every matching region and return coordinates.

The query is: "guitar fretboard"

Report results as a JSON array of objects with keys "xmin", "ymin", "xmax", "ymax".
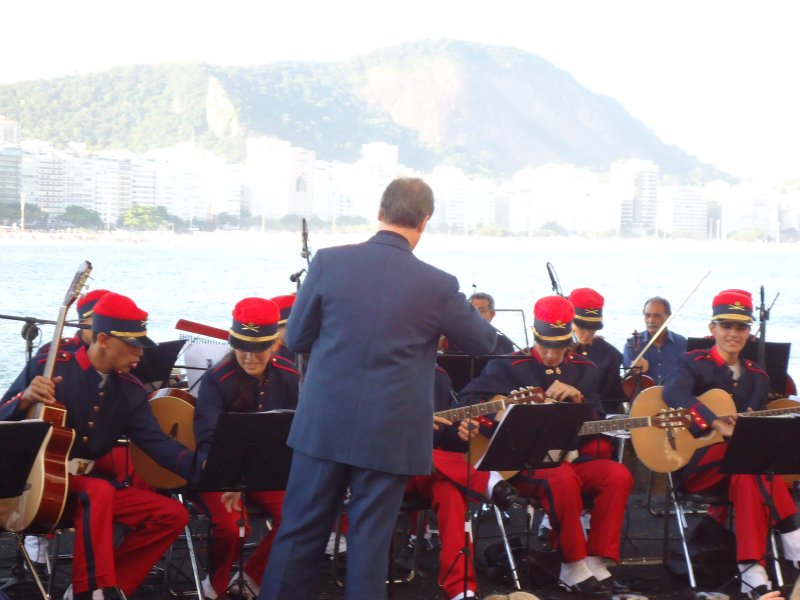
[
  {"xmin": 741, "ymin": 406, "xmax": 800, "ymax": 418},
  {"xmin": 578, "ymin": 416, "xmax": 651, "ymax": 436},
  {"xmin": 435, "ymin": 398, "xmax": 506, "ymax": 422}
]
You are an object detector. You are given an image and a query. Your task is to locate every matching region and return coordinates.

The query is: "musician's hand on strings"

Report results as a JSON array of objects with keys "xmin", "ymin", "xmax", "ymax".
[
  {"xmin": 221, "ymin": 491, "xmax": 242, "ymax": 513},
  {"xmin": 457, "ymin": 419, "xmax": 480, "ymax": 442},
  {"xmin": 433, "ymin": 415, "xmax": 452, "ymax": 431},
  {"xmin": 19, "ymin": 375, "xmax": 62, "ymax": 410},
  {"xmin": 632, "ymin": 358, "xmax": 650, "ymax": 373},
  {"xmin": 547, "ymin": 380, "xmax": 582, "ymax": 403},
  {"xmin": 711, "ymin": 415, "xmax": 736, "ymax": 437},
  {"xmin": 757, "ymin": 590, "xmax": 784, "ymax": 600}
]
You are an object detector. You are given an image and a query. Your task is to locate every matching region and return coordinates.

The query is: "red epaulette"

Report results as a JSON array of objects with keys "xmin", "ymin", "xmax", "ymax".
[
  {"xmin": 511, "ymin": 355, "xmax": 537, "ymax": 367},
  {"xmin": 37, "ymin": 349, "xmax": 72, "ymax": 365},
  {"xmin": 743, "ymin": 360, "xmax": 768, "ymax": 378},
  {"xmin": 119, "ymin": 372, "xmax": 146, "ymax": 390},
  {"xmin": 689, "ymin": 349, "xmax": 713, "ymax": 361},
  {"xmin": 566, "ymin": 352, "xmax": 595, "ymax": 367},
  {"xmin": 271, "ymin": 356, "xmax": 300, "ymax": 376}
]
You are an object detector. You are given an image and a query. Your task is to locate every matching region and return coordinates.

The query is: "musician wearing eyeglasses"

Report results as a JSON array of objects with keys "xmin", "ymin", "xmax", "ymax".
[
  {"xmin": 662, "ymin": 289, "xmax": 800, "ymax": 600},
  {"xmin": 0, "ymin": 293, "xmax": 196, "ymax": 600},
  {"xmin": 622, "ymin": 296, "xmax": 687, "ymax": 384}
]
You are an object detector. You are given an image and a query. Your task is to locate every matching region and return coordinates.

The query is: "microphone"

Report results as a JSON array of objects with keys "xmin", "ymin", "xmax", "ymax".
[
  {"xmin": 289, "ymin": 269, "xmax": 306, "ymax": 283},
  {"xmin": 301, "ymin": 218, "xmax": 309, "ymax": 260},
  {"xmin": 546, "ymin": 262, "xmax": 561, "ymax": 296}
]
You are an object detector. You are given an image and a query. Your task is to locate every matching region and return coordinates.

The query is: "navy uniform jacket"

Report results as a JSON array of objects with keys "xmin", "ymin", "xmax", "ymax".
[
  {"xmin": 573, "ymin": 337, "xmax": 624, "ymax": 412},
  {"xmin": 284, "ymin": 230, "xmax": 497, "ymax": 476},
  {"xmin": 622, "ymin": 330, "xmax": 687, "ymax": 384},
  {"xmin": 194, "ymin": 353, "xmax": 300, "ymax": 457},
  {"xmin": 0, "ymin": 345, "xmax": 196, "ymax": 480},
  {"xmin": 663, "ymin": 346, "xmax": 770, "ymax": 438},
  {"xmin": 459, "ymin": 349, "xmax": 602, "ymax": 418}
]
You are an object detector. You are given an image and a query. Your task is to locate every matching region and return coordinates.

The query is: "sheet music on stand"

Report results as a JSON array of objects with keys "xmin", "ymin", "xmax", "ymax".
[{"xmin": 475, "ymin": 402, "xmax": 592, "ymax": 472}]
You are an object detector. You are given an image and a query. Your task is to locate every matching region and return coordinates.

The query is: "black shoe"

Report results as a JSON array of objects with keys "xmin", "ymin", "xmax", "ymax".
[
  {"xmin": 564, "ymin": 576, "xmax": 612, "ymax": 598},
  {"xmin": 745, "ymin": 584, "xmax": 771, "ymax": 600},
  {"xmin": 598, "ymin": 576, "xmax": 632, "ymax": 595},
  {"xmin": 490, "ymin": 480, "xmax": 520, "ymax": 511}
]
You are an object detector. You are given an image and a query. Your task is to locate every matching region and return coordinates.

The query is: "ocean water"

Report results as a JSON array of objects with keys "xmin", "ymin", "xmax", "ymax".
[{"xmin": 1, "ymin": 231, "xmax": 799, "ymax": 392}]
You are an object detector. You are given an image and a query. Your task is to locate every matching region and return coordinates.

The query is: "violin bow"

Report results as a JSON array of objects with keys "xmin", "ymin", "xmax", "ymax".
[{"xmin": 626, "ymin": 270, "xmax": 711, "ymax": 372}]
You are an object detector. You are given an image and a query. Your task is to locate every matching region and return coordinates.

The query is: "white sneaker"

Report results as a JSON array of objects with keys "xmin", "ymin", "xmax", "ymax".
[
  {"xmin": 62, "ymin": 584, "xmax": 73, "ymax": 600},
  {"xmin": 201, "ymin": 575, "xmax": 218, "ymax": 600},
  {"xmin": 62, "ymin": 587, "xmax": 104, "ymax": 600},
  {"xmin": 781, "ymin": 528, "xmax": 800, "ymax": 562},
  {"xmin": 24, "ymin": 536, "xmax": 49, "ymax": 564},
  {"xmin": 325, "ymin": 531, "xmax": 347, "ymax": 555},
  {"xmin": 227, "ymin": 571, "xmax": 260, "ymax": 598}
]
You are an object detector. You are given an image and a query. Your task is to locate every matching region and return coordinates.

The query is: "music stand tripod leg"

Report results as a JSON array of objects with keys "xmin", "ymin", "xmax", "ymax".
[{"xmin": 15, "ymin": 534, "xmax": 48, "ymax": 600}]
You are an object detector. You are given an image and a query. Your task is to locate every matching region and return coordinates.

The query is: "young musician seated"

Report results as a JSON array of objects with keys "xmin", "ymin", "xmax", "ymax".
[
  {"xmin": 460, "ymin": 295, "xmax": 633, "ymax": 599},
  {"xmin": 662, "ymin": 289, "xmax": 800, "ymax": 599},
  {"xmin": 193, "ymin": 297, "xmax": 299, "ymax": 599},
  {"xmin": 0, "ymin": 293, "xmax": 197, "ymax": 600}
]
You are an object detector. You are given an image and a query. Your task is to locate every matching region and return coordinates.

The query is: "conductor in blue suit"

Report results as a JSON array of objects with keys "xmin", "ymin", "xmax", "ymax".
[{"xmin": 259, "ymin": 177, "xmax": 498, "ymax": 600}]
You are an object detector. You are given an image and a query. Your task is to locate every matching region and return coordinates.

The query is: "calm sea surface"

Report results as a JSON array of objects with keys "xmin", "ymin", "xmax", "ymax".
[{"xmin": 1, "ymin": 231, "xmax": 799, "ymax": 392}]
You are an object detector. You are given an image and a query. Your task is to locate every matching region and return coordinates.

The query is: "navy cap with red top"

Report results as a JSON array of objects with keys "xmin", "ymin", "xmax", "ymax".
[
  {"xmin": 91, "ymin": 292, "xmax": 155, "ymax": 347},
  {"xmin": 712, "ymin": 289, "xmax": 754, "ymax": 323},
  {"xmin": 532, "ymin": 295, "xmax": 574, "ymax": 348},
  {"xmin": 270, "ymin": 294, "xmax": 296, "ymax": 325},
  {"xmin": 229, "ymin": 297, "xmax": 280, "ymax": 352},
  {"xmin": 77, "ymin": 289, "xmax": 110, "ymax": 320},
  {"xmin": 568, "ymin": 287, "xmax": 604, "ymax": 330}
]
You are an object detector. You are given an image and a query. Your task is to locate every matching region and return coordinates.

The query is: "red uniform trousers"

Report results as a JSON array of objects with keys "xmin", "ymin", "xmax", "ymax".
[
  {"xmin": 405, "ymin": 449, "xmax": 489, "ymax": 599},
  {"xmin": 69, "ymin": 475, "xmax": 188, "ymax": 595},
  {"xmin": 511, "ymin": 457, "xmax": 632, "ymax": 562},
  {"xmin": 680, "ymin": 442, "xmax": 797, "ymax": 564},
  {"xmin": 198, "ymin": 490, "xmax": 285, "ymax": 596},
  {"xmin": 92, "ymin": 446, "xmax": 153, "ymax": 491}
]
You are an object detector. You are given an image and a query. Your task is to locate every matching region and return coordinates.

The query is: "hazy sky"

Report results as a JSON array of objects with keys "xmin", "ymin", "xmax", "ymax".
[{"xmin": 3, "ymin": 0, "xmax": 799, "ymax": 183}]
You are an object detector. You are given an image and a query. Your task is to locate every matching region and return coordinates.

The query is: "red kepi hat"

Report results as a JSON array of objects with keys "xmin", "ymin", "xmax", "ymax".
[
  {"xmin": 229, "ymin": 298, "xmax": 280, "ymax": 352},
  {"xmin": 569, "ymin": 287, "xmax": 605, "ymax": 330},
  {"xmin": 712, "ymin": 289, "xmax": 754, "ymax": 323},
  {"xmin": 77, "ymin": 289, "xmax": 110, "ymax": 320},
  {"xmin": 270, "ymin": 294, "xmax": 296, "ymax": 326},
  {"xmin": 91, "ymin": 292, "xmax": 155, "ymax": 347},
  {"xmin": 532, "ymin": 296, "xmax": 574, "ymax": 348}
]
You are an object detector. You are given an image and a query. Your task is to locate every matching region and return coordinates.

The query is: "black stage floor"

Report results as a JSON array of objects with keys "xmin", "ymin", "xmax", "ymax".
[{"xmin": 1, "ymin": 484, "xmax": 796, "ymax": 600}]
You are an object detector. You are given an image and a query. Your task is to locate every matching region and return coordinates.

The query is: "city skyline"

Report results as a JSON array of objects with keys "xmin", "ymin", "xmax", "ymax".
[{"xmin": 2, "ymin": 1, "xmax": 800, "ymax": 185}]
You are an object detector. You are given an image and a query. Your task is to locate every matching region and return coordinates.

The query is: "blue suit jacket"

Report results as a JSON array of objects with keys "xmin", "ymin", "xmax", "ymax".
[{"xmin": 284, "ymin": 230, "xmax": 497, "ymax": 475}]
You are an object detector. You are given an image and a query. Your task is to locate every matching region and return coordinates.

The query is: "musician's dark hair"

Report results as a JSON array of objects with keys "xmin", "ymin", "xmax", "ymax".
[
  {"xmin": 226, "ymin": 347, "xmax": 278, "ymax": 412},
  {"xmin": 379, "ymin": 177, "xmax": 434, "ymax": 228},
  {"xmin": 643, "ymin": 296, "xmax": 672, "ymax": 315},
  {"xmin": 469, "ymin": 292, "xmax": 495, "ymax": 311}
]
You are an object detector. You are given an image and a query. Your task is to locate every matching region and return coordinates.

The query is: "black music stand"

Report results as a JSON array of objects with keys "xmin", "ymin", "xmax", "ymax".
[
  {"xmin": 476, "ymin": 403, "xmax": 592, "ymax": 472},
  {"xmin": 721, "ymin": 416, "xmax": 800, "ymax": 476},
  {"xmin": 0, "ymin": 421, "xmax": 52, "ymax": 500},
  {"xmin": 476, "ymin": 402, "xmax": 593, "ymax": 589},
  {"xmin": 197, "ymin": 410, "xmax": 294, "ymax": 598},
  {"xmin": 721, "ymin": 416, "xmax": 800, "ymax": 592},
  {"xmin": 130, "ymin": 340, "xmax": 186, "ymax": 389}
]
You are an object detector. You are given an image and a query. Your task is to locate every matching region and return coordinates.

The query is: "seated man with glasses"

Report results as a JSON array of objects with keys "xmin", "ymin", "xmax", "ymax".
[{"xmin": 663, "ymin": 289, "xmax": 800, "ymax": 600}]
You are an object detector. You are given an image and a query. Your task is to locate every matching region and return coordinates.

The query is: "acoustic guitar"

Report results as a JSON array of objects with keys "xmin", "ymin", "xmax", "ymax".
[
  {"xmin": 0, "ymin": 262, "xmax": 90, "ymax": 533},
  {"xmin": 469, "ymin": 391, "xmax": 692, "ymax": 479},
  {"xmin": 629, "ymin": 385, "xmax": 800, "ymax": 473},
  {"xmin": 130, "ymin": 388, "xmax": 197, "ymax": 489}
]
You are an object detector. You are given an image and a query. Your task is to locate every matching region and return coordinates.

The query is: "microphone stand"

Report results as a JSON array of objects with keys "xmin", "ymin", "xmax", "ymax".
[{"xmin": 0, "ymin": 314, "xmax": 89, "ymax": 361}]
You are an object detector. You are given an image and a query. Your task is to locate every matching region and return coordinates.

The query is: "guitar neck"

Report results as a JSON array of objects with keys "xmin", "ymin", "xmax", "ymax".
[
  {"xmin": 742, "ymin": 405, "xmax": 800, "ymax": 418},
  {"xmin": 435, "ymin": 398, "xmax": 506, "ymax": 423},
  {"xmin": 578, "ymin": 416, "xmax": 651, "ymax": 436}
]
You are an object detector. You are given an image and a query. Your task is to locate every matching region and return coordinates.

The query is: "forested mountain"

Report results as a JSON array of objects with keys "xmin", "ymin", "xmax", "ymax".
[{"xmin": 0, "ymin": 40, "xmax": 726, "ymax": 181}]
